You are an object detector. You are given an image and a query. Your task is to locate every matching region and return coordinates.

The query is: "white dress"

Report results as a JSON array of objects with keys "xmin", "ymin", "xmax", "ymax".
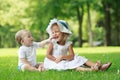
[{"xmin": 44, "ymin": 40, "xmax": 88, "ymax": 70}]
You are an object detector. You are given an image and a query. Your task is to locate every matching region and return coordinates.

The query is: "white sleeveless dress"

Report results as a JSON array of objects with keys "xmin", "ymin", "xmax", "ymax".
[{"xmin": 44, "ymin": 40, "xmax": 88, "ymax": 70}]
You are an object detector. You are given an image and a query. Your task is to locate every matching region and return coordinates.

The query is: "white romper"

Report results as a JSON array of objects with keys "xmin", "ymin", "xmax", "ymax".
[
  {"xmin": 44, "ymin": 40, "xmax": 88, "ymax": 70},
  {"xmin": 18, "ymin": 42, "xmax": 40, "ymax": 67}
]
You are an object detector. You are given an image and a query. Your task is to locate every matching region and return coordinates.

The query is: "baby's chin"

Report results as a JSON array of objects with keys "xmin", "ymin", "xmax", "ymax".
[
  {"xmin": 56, "ymin": 39, "xmax": 61, "ymax": 42},
  {"xmin": 29, "ymin": 42, "xmax": 33, "ymax": 46},
  {"xmin": 52, "ymin": 38, "xmax": 58, "ymax": 41}
]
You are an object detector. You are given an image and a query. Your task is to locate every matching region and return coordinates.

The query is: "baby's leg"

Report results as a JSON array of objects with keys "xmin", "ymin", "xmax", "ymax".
[
  {"xmin": 21, "ymin": 64, "xmax": 38, "ymax": 72},
  {"xmin": 84, "ymin": 60, "xmax": 96, "ymax": 67},
  {"xmin": 75, "ymin": 67, "xmax": 92, "ymax": 71},
  {"xmin": 84, "ymin": 60, "xmax": 101, "ymax": 71}
]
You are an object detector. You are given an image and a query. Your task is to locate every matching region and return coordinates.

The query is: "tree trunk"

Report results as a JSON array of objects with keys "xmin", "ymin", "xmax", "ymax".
[
  {"xmin": 114, "ymin": 0, "xmax": 120, "ymax": 45},
  {"xmin": 102, "ymin": 2, "xmax": 111, "ymax": 46},
  {"xmin": 87, "ymin": 1, "xmax": 93, "ymax": 47},
  {"xmin": 76, "ymin": 5, "xmax": 84, "ymax": 47}
]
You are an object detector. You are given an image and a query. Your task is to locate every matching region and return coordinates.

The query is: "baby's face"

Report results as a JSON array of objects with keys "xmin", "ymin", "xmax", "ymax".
[
  {"xmin": 51, "ymin": 24, "xmax": 64, "ymax": 43},
  {"xmin": 21, "ymin": 31, "xmax": 34, "ymax": 46}
]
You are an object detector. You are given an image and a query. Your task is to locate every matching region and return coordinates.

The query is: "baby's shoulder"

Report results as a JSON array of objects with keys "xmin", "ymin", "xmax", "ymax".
[
  {"xmin": 51, "ymin": 39, "xmax": 57, "ymax": 44},
  {"xmin": 65, "ymin": 41, "xmax": 72, "ymax": 47},
  {"xmin": 19, "ymin": 46, "xmax": 28, "ymax": 51}
]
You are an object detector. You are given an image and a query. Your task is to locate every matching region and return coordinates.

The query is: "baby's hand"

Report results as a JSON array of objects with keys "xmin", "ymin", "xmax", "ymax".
[
  {"xmin": 55, "ymin": 56, "xmax": 63, "ymax": 63},
  {"xmin": 47, "ymin": 35, "xmax": 54, "ymax": 43},
  {"xmin": 49, "ymin": 34, "xmax": 56, "ymax": 40}
]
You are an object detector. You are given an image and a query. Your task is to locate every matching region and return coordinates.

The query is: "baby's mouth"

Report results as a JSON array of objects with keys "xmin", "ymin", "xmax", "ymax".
[
  {"xmin": 31, "ymin": 40, "xmax": 33, "ymax": 42},
  {"xmin": 55, "ymin": 37, "xmax": 59, "ymax": 39},
  {"xmin": 52, "ymin": 36, "xmax": 58, "ymax": 39}
]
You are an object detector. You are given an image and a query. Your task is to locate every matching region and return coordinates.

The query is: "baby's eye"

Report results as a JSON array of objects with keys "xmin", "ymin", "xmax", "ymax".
[
  {"xmin": 52, "ymin": 32, "xmax": 54, "ymax": 34},
  {"xmin": 28, "ymin": 35, "xmax": 32, "ymax": 38},
  {"xmin": 28, "ymin": 36, "xmax": 31, "ymax": 38}
]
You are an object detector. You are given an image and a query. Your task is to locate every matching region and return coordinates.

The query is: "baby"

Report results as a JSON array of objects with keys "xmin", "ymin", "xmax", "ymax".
[{"xmin": 15, "ymin": 29, "xmax": 51, "ymax": 72}]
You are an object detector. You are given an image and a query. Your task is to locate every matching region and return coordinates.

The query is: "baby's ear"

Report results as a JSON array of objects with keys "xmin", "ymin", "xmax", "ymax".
[{"xmin": 21, "ymin": 39, "xmax": 24, "ymax": 44}]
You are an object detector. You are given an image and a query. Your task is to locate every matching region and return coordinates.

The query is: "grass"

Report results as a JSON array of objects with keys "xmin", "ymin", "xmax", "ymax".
[{"xmin": 0, "ymin": 47, "xmax": 120, "ymax": 80}]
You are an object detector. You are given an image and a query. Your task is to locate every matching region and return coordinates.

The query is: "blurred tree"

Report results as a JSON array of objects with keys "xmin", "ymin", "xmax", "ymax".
[
  {"xmin": 102, "ymin": 0, "xmax": 112, "ymax": 46},
  {"xmin": 70, "ymin": 0, "xmax": 85, "ymax": 47},
  {"xmin": 26, "ymin": 0, "xmax": 49, "ymax": 41},
  {"xmin": 111, "ymin": 0, "xmax": 120, "ymax": 46},
  {"xmin": 0, "ymin": 0, "xmax": 30, "ymax": 47},
  {"xmin": 86, "ymin": 0, "xmax": 93, "ymax": 47},
  {"xmin": 0, "ymin": 0, "xmax": 120, "ymax": 48},
  {"xmin": 93, "ymin": 0, "xmax": 120, "ymax": 46}
]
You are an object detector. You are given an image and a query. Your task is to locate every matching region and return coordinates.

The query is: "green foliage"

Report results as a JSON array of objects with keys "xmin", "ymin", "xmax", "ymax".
[
  {"xmin": 93, "ymin": 27, "xmax": 104, "ymax": 41},
  {"xmin": 0, "ymin": 0, "xmax": 120, "ymax": 48}
]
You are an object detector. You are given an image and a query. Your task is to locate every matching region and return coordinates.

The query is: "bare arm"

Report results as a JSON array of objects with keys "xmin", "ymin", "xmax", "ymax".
[
  {"xmin": 20, "ymin": 58, "xmax": 33, "ymax": 66},
  {"xmin": 46, "ymin": 42, "xmax": 56, "ymax": 61},
  {"xmin": 55, "ymin": 44, "xmax": 74, "ymax": 63},
  {"xmin": 38, "ymin": 38, "xmax": 51, "ymax": 47}
]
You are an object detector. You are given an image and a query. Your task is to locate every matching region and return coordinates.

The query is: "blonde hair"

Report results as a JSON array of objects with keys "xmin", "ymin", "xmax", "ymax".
[{"xmin": 15, "ymin": 29, "xmax": 28, "ymax": 45}]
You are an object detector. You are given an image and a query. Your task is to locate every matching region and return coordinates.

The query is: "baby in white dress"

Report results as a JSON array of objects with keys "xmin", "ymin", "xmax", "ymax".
[{"xmin": 44, "ymin": 18, "xmax": 112, "ymax": 71}]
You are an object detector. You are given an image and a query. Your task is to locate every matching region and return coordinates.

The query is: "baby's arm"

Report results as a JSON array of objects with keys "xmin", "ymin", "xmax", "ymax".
[
  {"xmin": 46, "ymin": 42, "xmax": 56, "ymax": 61},
  {"xmin": 55, "ymin": 45, "xmax": 74, "ymax": 63},
  {"xmin": 20, "ymin": 58, "xmax": 32, "ymax": 66},
  {"xmin": 38, "ymin": 38, "xmax": 51, "ymax": 47}
]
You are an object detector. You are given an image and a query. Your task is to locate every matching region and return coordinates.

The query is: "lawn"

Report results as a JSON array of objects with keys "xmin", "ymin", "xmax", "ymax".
[{"xmin": 0, "ymin": 47, "xmax": 120, "ymax": 80}]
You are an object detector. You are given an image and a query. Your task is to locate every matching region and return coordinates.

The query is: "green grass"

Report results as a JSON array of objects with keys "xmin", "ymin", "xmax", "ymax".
[{"xmin": 0, "ymin": 47, "xmax": 120, "ymax": 80}]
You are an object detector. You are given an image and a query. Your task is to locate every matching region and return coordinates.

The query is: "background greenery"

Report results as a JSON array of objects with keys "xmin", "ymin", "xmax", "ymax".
[
  {"xmin": 0, "ymin": 47, "xmax": 120, "ymax": 80},
  {"xmin": 0, "ymin": 1, "xmax": 120, "ymax": 79},
  {"xmin": 0, "ymin": 0, "xmax": 120, "ymax": 48}
]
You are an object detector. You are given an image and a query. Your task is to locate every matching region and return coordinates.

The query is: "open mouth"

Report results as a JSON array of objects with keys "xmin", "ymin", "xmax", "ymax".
[
  {"xmin": 52, "ymin": 36, "xmax": 58, "ymax": 39},
  {"xmin": 55, "ymin": 37, "xmax": 59, "ymax": 39},
  {"xmin": 31, "ymin": 40, "xmax": 33, "ymax": 42}
]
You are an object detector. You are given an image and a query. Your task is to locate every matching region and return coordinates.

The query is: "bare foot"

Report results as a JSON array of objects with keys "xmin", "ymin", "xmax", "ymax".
[
  {"xmin": 38, "ymin": 65, "xmax": 44, "ymax": 72},
  {"xmin": 100, "ymin": 62, "xmax": 112, "ymax": 71}
]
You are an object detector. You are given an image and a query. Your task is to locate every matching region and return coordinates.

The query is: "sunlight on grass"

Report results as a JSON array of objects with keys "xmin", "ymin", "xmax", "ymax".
[
  {"xmin": 0, "ymin": 48, "xmax": 18, "ymax": 57},
  {"xmin": 0, "ymin": 47, "xmax": 120, "ymax": 57},
  {"xmin": 74, "ymin": 47, "xmax": 120, "ymax": 54}
]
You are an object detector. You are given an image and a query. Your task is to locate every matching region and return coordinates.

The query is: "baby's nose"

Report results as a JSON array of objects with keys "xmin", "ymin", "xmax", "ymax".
[{"xmin": 31, "ymin": 37, "xmax": 34, "ymax": 40}]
